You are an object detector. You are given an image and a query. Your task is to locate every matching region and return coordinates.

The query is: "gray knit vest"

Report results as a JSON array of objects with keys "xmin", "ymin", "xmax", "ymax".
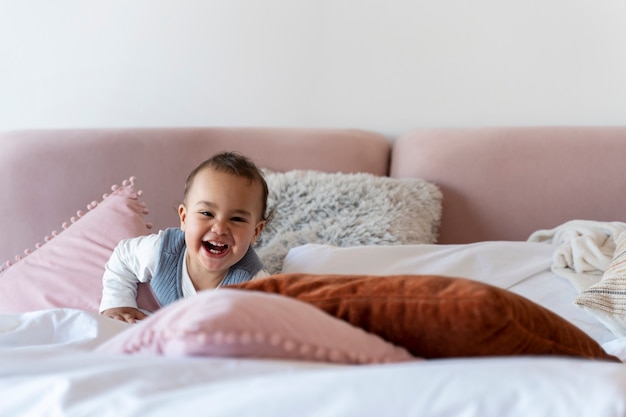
[{"xmin": 150, "ymin": 228, "xmax": 264, "ymax": 307}]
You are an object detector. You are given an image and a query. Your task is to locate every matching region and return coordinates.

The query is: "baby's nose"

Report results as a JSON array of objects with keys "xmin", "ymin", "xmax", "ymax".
[{"xmin": 211, "ymin": 219, "xmax": 228, "ymax": 234}]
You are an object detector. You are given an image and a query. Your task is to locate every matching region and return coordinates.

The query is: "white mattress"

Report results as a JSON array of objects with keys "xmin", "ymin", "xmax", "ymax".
[{"xmin": 2, "ymin": 241, "xmax": 626, "ymax": 417}]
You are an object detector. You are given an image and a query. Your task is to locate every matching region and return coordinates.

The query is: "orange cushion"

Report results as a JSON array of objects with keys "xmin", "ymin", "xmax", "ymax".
[{"xmin": 229, "ymin": 273, "xmax": 619, "ymax": 361}]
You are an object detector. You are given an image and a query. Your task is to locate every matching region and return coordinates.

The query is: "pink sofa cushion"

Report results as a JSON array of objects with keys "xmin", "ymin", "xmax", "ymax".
[
  {"xmin": 391, "ymin": 127, "xmax": 626, "ymax": 243},
  {"xmin": 0, "ymin": 178, "xmax": 151, "ymax": 313}
]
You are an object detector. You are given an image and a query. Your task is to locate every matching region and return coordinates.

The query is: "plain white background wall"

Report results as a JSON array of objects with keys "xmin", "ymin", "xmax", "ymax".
[{"xmin": 2, "ymin": 0, "xmax": 626, "ymax": 136}]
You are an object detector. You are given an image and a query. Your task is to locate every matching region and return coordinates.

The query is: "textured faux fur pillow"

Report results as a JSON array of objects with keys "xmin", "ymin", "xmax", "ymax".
[
  {"xmin": 254, "ymin": 170, "xmax": 442, "ymax": 274},
  {"xmin": 229, "ymin": 273, "xmax": 620, "ymax": 362}
]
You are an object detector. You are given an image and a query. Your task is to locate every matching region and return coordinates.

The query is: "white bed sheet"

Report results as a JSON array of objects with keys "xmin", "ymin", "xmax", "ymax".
[
  {"xmin": 3, "ymin": 241, "xmax": 626, "ymax": 417},
  {"xmin": 1, "ymin": 310, "xmax": 626, "ymax": 417},
  {"xmin": 1, "ymin": 313, "xmax": 626, "ymax": 417}
]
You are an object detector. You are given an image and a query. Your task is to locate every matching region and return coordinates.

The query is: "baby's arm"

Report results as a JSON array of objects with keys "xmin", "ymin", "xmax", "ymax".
[{"xmin": 100, "ymin": 232, "xmax": 162, "ymax": 323}]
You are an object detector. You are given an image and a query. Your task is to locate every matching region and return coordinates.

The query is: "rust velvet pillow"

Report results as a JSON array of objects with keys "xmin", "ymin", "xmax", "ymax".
[{"xmin": 229, "ymin": 274, "xmax": 619, "ymax": 362}]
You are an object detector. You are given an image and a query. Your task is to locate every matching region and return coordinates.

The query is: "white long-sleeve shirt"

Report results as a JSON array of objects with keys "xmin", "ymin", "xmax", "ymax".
[{"xmin": 99, "ymin": 230, "xmax": 269, "ymax": 313}]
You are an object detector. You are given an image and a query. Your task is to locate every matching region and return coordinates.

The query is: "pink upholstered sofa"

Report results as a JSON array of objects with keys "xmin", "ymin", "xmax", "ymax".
[{"xmin": 2, "ymin": 126, "xmax": 625, "ymax": 261}]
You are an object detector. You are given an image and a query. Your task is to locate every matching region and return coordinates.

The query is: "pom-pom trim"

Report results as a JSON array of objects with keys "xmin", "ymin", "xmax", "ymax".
[{"xmin": 1, "ymin": 176, "xmax": 152, "ymax": 272}]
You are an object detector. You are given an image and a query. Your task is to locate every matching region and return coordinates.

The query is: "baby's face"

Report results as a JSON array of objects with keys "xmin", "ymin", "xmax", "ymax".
[{"xmin": 179, "ymin": 168, "xmax": 265, "ymax": 284}]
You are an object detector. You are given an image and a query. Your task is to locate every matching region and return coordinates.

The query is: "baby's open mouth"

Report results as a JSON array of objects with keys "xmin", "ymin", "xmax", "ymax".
[{"xmin": 204, "ymin": 241, "xmax": 229, "ymax": 254}]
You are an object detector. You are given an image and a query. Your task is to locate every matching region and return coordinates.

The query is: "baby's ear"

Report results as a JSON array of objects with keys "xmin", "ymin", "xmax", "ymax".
[
  {"xmin": 252, "ymin": 221, "xmax": 265, "ymax": 241},
  {"xmin": 178, "ymin": 204, "xmax": 187, "ymax": 230}
]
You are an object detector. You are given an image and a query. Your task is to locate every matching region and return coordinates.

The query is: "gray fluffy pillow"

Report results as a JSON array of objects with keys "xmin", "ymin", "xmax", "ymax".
[{"xmin": 254, "ymin": 170, "xmax": 442, "ymax": 274}]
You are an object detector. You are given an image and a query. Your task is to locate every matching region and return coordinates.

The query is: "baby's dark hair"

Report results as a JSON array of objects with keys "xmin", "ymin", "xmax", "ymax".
[{"xmin": 183, "ymin": 151, "xmax": 270, "ymax": 221}]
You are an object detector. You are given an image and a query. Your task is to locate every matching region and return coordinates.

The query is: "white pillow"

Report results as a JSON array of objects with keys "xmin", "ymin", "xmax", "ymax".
[
  {"xmin": 254, "ymin": 170, "xmax": 442, "ymax": 274},
  {"xmin": 282, "ymin": 242, "xmax": 617, "ymax": 345}
]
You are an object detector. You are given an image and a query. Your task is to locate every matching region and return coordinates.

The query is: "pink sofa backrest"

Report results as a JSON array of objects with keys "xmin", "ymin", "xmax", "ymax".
[
  {"xmin": 391, "ymin": 126, "xmax": 626, "ymax": 244},
  {"xmin": 0, "ymin": 128, "xmax": 390, "ymax": 262}
]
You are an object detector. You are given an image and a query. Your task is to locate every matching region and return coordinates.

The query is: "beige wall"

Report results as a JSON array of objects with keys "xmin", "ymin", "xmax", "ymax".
[{"xmin": 2, "ymin": 0, "xmax": 626, "ymax": 136}]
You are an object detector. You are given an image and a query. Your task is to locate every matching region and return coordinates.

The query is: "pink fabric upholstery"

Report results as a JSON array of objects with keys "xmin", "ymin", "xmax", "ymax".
[
  {"xmin": 391, "ymin": 126, "xmax": 626, "ymax": 243},
  {"xmin": 4, "ymin": 125, "xmax": 625, "ymax": 257},
  {"xmin": 0, "ymin": 128, "xmax": 389, "ymax": 262}
]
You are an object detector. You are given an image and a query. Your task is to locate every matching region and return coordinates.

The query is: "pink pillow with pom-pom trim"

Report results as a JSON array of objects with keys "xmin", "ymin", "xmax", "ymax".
[
  {"xmin": 0, "ymin": 177, "xmax": 153, "ymax": 314},
  {"xmin": 96, "ymin": 288, "xmax": 418, "ymax": 365}
]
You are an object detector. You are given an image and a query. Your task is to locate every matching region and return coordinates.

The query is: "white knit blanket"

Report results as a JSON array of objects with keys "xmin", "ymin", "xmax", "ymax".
[{"xmin": 528, "ymin": 220, "xmax": 626, "ymax": 293}]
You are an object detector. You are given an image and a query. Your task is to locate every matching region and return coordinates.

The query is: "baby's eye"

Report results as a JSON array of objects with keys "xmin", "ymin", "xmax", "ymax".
[
  {"xmin": 200, "ymin": 211, "xmax": 214, "ymax": 217},
  {"xmin": 231, "ymin": 216, "xmax": 248, "ymax": 223}
]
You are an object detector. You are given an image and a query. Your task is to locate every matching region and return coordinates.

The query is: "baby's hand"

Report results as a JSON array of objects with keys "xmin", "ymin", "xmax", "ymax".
[{"xmin": 102, "ymin": 307, "xmax": 147, "ymax": 324}]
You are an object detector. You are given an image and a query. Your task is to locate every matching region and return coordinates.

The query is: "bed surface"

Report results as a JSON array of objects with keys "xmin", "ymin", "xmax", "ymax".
[{"xmin": 2, "ymin": 240, "xmax": 626, "ymax": 417}]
